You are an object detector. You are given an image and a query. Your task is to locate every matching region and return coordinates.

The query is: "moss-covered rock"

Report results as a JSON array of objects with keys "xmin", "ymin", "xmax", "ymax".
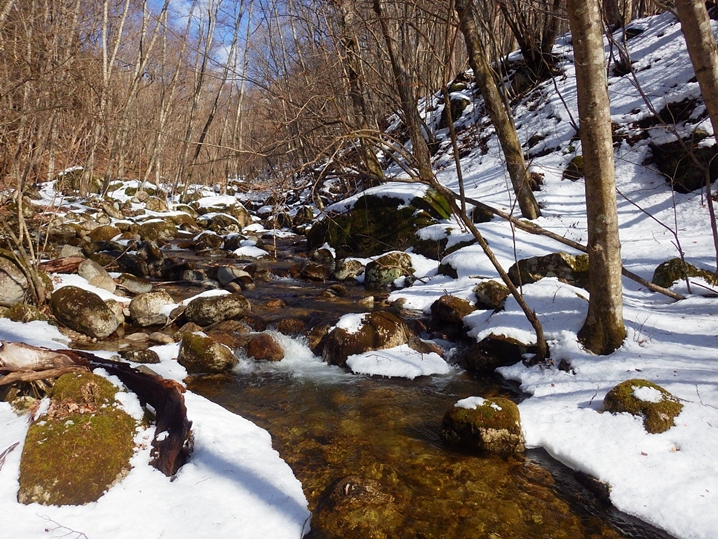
[
  {"xmin": 364, "ymin": 251, "xmax": 413, "ymax": 287},
  {"xmin": 508, "ymin": 251, "xmax": 589, "ymax": 289},
  {"xmin": 306, "ymin": 194, "xmax": 438, "ymax": 258},
  {"xmin": 563, "ymin": 154, "xmax": 584, "ymax": 180},
  {"xmin": 18, "ymin": 372, "xmax": 136, "ymax": 505},
  {"xmin": 429, "ymin": 295, "xmax": 474, "ymax": 338},
  {"xmin": 88, "ymin": 225, "xmax": 121, "ymax": 243},
  {"xmin": 1, "ymin": 303, "xmax": 50, "ymax": 323},
  {"xmin": 474, "ymin": 280, "xmax": 510, "ymax": 310},
  {"xmin": 603, "ymin": 379, "xmax": 683, "ymax": 434},
  {"xmin": 651, "ymin": 257, "xmax": 718, "ymax": 289},
  {"xmin": 441, "ymin": 396, "xmax": 525, "ymax": 453},
  {"xmin": 178, "ymin": 332, "xmax": 238, "ymax": 373},
  {"xmin": 137, "ymin": 220, "xmax": 177, "ymax": 241}
]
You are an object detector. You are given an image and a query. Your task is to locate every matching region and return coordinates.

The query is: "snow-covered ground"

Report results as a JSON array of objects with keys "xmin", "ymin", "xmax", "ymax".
[{"xmin": 1, "ymin": 9, "xmax": 718, "ymax": 539}]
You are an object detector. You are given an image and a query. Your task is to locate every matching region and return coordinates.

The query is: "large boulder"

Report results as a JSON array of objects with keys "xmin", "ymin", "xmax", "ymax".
[
  {"xmin": 138, "ymin": 219, "xmax": 177, "ymax": 241},
  {"xmin": 306, "ymin": 194, "xmax": 441, "ymax": 258},
  {"xmin": 459, "ymin": 334, "xmax": 531, "ymax": 374},
  {"xmin": 184, "ymin": 293, "xmax": 251, "ymax": 326},
  {"xmin": 18, "ymin": 372, "xmax": 136, "ymax": 505},
  {"xmin": 441, "ymin": 396, "xmax": 525, "ymax": 453},
  {"xmin": 429, "ymin": 294, "xmax": 474, "ymax": 336},
  {"xmin": 508, "ymin": 251, "xmax": 589, "ymax": 289},
  {"xmin": 50, "ymin": 286, "xmax": 121, "ymax": 338},
  {"xmin": 603, "ymin": 379, "xmax": 683, "ymax": 434},
  {"xmin": 322, "ymin": 310, "xmax": 410, "ymax": 367},
  {"xmin": 364, "ymin": 251, "xmax": 413, "ymax": 288},
  {"xmin": 178, "ymin": 332, "xmax": 238, "ymax": 373},
  {"xmin": 0, "ymin": 253, "xmax": 27, "ymax": 307},
  {"xmin": 651, "ymin": 257, "xmax": 718, "ymax": 289},
  {"xmin": 473, "ymin": 280, "xmax": 510, "ymax": 310}
]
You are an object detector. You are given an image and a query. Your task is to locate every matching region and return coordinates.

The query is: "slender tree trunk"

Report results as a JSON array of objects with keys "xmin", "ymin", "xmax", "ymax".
[
  {"xmin": 567, "ymin": 0, "xmax": 626, "ymax": 354},
  {"xmin": 455, "ymin": 0, "xmax": 541, "ymax": 219}
]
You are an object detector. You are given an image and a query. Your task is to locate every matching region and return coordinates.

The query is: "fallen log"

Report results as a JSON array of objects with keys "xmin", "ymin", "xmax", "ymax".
[
  {"xmin": 62, "ymin": 350, "xmax": 193, "ymax": 477},
  {"xmin": 0, "ymin": 341, "xmax": 192, "ymax": 477},
  {"xmin": 38, "ymin": 256, "xmax": 85, "ymax": 274},
  {"xmin": 0, "ymin": 341, "xmax": 76, "ymax": 372}
]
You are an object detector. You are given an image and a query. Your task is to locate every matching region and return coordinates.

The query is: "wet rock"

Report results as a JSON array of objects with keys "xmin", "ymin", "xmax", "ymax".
[
  {"xmin": 128, "ymin": 290, "xmax": 174, "ymax": 327},
  {"xmin": 116, "ymin": 253, "xmax": 150, "ymax": 277},
  {"xmin": 50, "ymin": 286, "xmax": 121, "ymax": 338},
  {"xmin": 222, "ymin": 233, "xmax": 244, "ymax": 251},
  {"xmin": 313, "ymin": 475, "xmax": 401, "ymax": 539},
  {"xmin": 323, "ymin": 310, "xmax": 410, "ymax": 367},
  {"xmin": 307, "ymin": 323, "xmax": 331, "ymax": 355},
  {"xmin": 121, "ymin": 349, "xmax": 161, "ymax": 364},
  {"xmin": 322, "ymin": 284, "xmax": 348, "ymax": 298},
  {"xmin": 245, "ymin": 332, "xmax": 285, "ymax": 361},
  {"xmin": 474, "ymin": 280, "xmax": 510, "ymax": 310},
  {"xmin": 117, "ymin": 273, "xmax": 153, "ymax": 294},
  {"xmin": 216, "ymin": 265, "xmax": 252, "ymax": 286},
  {"xmin": 184, "ymin": 293, "xmax": 251, "ymax": 326},
  {"xmin": 364, "ymin": 251, "xmax": 413, "ymax": 288},
  {"xmin": 0, "ymin": 254, "xmax": 28, "ymax": 307},
  {"xmin": 18, "ymin": 372, "xmax": 136, "ymax": 505},
  {"xmin": 265, "ymin": 298, "xmax": 287, "ymax": 309},
  {"xmin": 311, "ymin": 245, "xmax": 336, "ymax": 272},
  {"xmin": 441, "ymin": 396, "xmax": 525, "ymax": 453},
  {"xmin": 297, "ymin": 261, "xmax": 332, "ymax": 281},
  {"xmin": 334, "ymin": 259, "xmax": 364, "ymax": 281},
  {"xmin": 407, "ymin": 336, "xmax": 445, "ymax": 357},
  {"xmin": 178, "ymin": 332, "xmax": 238, "ymax": 374},
  {"xmin": 460, "ymin": 334, "xmax": 531, "ymax": 374},
  {"xmin": 508, "ymin": 251, "xmax": 589, "ymax": 289},
  {"xmin": 430, "ymin": 294, "xmax": 474, "ymax": 335},
  {"xmin": 244, "ymin": 263, "xmax": 271, "ymax": 282},
  {"xmin": 78, "ymin": 258, "xmax": 116, "ymax": 293},
  {"xmin": 651, "ymin": 257, "xmax": 718, "ymax": 289},
  {"xmin": 603, "ymin": 379, "xmax": 683, "ymax": 434},
  {"xmin": 276, "ymin": 317, "xmax": 306, "ymax": 336}
]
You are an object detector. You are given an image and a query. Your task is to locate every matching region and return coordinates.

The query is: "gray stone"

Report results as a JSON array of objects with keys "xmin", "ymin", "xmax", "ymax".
[
  {"xmin": 50, "ymin": 286, "xmax": 121, "ymax": 338},
  {"xmin": 129, "ymin": 290, "xmax": 174, "ymax": 327},
  {"xmin": 184, "ymin": 293, "xmax": 251, "ymax": 326},
  {"xmin": 365, "ymin": 251, "xmax": 413, "ymax": 287},
  {"xmin": 217, "ymin": 266, "xmax": 252, "ymax": 286},
  {"xmin": 78, "ymin": 259, "xmax": 116, "ymax": 293},
  {"xmin": 0, "ymin": 255, "xmax": 27, "ymax": 307}
]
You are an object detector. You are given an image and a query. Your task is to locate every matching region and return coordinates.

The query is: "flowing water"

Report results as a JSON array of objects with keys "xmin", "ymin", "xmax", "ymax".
[{"xmin": 181, "ymin": 239, "xmax": 676, "ymax": 539}]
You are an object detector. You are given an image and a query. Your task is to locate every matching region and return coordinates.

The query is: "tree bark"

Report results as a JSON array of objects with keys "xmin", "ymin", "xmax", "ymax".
[
  {"xmin": 455, "ymin": 0, "xmax": 542, "ymax": 219},
  {"xmin": 567, "ymin": 0, "xmax": 626, "ymax": 354}
]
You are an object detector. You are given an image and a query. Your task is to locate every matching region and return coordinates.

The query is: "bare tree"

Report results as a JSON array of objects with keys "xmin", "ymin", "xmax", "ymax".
[
  {"xmin": 455, "ymin": 0, "xmax": 542, "ymax": 219},
  {"xmin": 567, "ymin": 0, "xmax": 626, "ymax": 354}
]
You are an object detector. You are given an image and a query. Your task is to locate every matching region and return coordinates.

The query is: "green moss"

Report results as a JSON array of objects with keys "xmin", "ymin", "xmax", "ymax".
[
  {"xmin": 1, "ymin": 303, "xmax": 50, "ymax": 323},
  {"xmin": 651, "ymin": 257, "xmax": 718, "ymax": 289},
  {"xmin": 18, "ymin": 372, "xmax": 136, "ymax": 506},
  {"xmin": 441, "ymin": 397, "xmax": 524, "ymax": 453},
  {"xmin": 603, "ymin": 379, "xmax": 683, "ymax": 434},
  {"xmin": 51, "ymin": 371, "xmax": 118, "ymax": 406},
  {"xmin": 562, "ymin": 155, "xmax": 584, "ymax": 180}
]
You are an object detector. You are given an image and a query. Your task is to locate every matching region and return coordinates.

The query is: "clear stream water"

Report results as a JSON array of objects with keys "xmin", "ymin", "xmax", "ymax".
[{"xmin": 177, "ymin": 239, "xmax": 676, "ymax": 539}]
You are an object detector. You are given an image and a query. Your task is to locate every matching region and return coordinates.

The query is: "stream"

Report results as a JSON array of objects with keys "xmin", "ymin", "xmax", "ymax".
[{"xmin": 174, "ymin": 237, "xmax": 674, "ymax": 539}]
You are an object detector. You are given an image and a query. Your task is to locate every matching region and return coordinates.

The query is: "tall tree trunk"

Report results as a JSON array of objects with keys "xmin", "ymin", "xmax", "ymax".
[
  {"xmin": 674, "ymin": 0, "xmax": 718, "ymax": 270},
  {"xmin": 335, "ymin": 0, "xmax": 384, "ymax": 184},
  {"xmin": 455, "ymin": 0, "xmax": 541, "ymax": 219},
  {"xmin": 372, "ymin": 0, "xmax": 434, "ymax": 183},
  {"xmin": 567, "ymin": 0, "xmax": 626, "ymax": 354}
]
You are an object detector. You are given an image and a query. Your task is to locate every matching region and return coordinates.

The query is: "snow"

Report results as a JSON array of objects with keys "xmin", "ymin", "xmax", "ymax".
[
  {"xmin": 0, "ymin": 316, "xmax": 309, "ymax": 539},
  {"xmin": 346, "ymin": 344, "xmax": 451, "ymax": 379}
]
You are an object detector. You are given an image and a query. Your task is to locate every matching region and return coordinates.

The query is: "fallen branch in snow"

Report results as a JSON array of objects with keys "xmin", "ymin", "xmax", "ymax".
[
  {"xmin": 455, "ymin": 194, "xmax": 686, "ymax": 301},
  {"xmin": 0, "ymin": 442, "xmax": 19, "ymax": 472},
  {"xmin": 38, "ymin": 255, "xmax": 85, "ymax": 274},
  {"xmin": 0, "ymin": 341, "xmax": 76, "ymax": 372}
]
